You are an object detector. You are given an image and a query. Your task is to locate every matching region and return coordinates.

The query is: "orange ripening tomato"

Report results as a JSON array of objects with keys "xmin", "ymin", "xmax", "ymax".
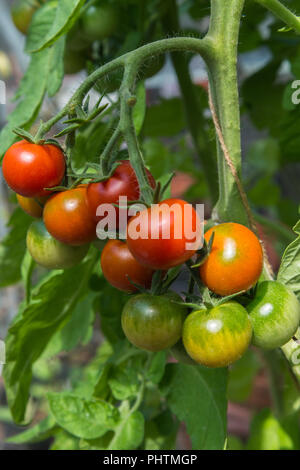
[
  {"xmin": 2, "ymin": 140, "xmax": 65, "ymax": 197},
  {"xmin": 101, "ymin": 240, "xmax": 154, "ymax": 293},
  {"xmin": 127, "ymin": 199, "xmax": 202, "ymax": 270},
  {"xmin": 43, "ymin": 186, "xmax": 96, "ymax": 246},
  {"xmin": 199, "ymin": 222, "xmax": 263, "ymax": 296},
  {"xmin": 17, "ymin": 194, "xmax": 48, "ymax": 218}
]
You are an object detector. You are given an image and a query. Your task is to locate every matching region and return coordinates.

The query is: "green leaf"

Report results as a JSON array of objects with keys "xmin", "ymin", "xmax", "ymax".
[
  {"xmin": 108, "ymin": 366, "xmax": 140, "ymax": 401},
  {"xmin": 47, "ymin": 36, "xmax": 66, "ymax": 96},
  {"xmin": 147, "ymin": 351, "xmax": 166, "ymax": 384},
  {"xmin": 143, "ymin": 98, "xmax": 186, "ymax": 137},
  {"xmin": 133, "ymin": 81, "xmax": 146, "ymax": 136},
  {"xmin": 0, "ymin": 208, "xmax": 32, "ymax": 287},
  {"xmin": 50, "ymin": 430, "xmax": 80, "ymax": 450},
  {"xmin": 246, "ymin": 138, "xmax": 280, "ymax": 176},
  {"xmin": 6, "ymin": 416, "xmax": 57, "ymax": 444},
  {"xmin": 109, "ymin": 403, "xmax": 144, "ymax": 451},
  {"xmin": 277, "ymin": 219, "xmax": 300, "ymax": 299},
  {"xmin": 0, "ymin": 49, "xmax": 54, "ymax": 157},
  {"xmin": 48, "ymin": 393, "xmax": 120, "ymax": 440},
  {"xmin": 34, "ymin": 0, "xmax": 85, "ymax": 52},
  {"xmin": 160, "ymin": 363, "xmax": 228, "ymax": 450},
  {"xmin": 21, "ymin": 250, "xmax": 35, "ymax": 305},
  {"xmin": 228, "ymin": 350, "xmax": 260, "ymax": 402},
  {"xmin": 247, "ymin": 409, "xmax": 300, "ymax": 450},
  {"xmin": 42, "ymin": 294, "xmax": 96, "ymax": 359},
  {"xmin": 25, "ymin": 1, "xmax": 58, "ymax": 53},
  {"xmin": 3, "ymin": 251, "xmax": 97, "ymax": 423}
]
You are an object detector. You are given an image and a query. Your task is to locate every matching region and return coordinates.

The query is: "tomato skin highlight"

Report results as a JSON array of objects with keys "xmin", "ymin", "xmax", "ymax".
[
  {"xmin": 101, "ymin": 240, "xmax": 154, "ymax": 293},
  {"xmin": 199, "ymin": 222, "xmax": 263, "ymax": 296},
  {"xmin": 86, "ymin": 160, "xmax": 155, "ymax": 224},
  {"xmin": 127, "ymin": 198, "xmax": 201, "ymax": 270},
  {"xmin": 122, "ymin": 292, "xmax": 187, "ymax": 352},
  {"xmin": 183, "ymin": 302, "xmax": 252, "ymax": 368},
  {"xmin": 2, "ymin": 140, "xmax": 65, "ymax": 198},
  {"xmin": 27, "ymin": 220, "xmax": 89, "ymax": 269},
  {"xmin": 17, "ymin": 194, "xmax": 47, "ymax": 218},
  {"xmin": 247, "ymin": 281, "xmax": 300, "ymax": 349},
  {"xmin": 43, "ymin": 186, "xmax": 96, "ymax": 246}
]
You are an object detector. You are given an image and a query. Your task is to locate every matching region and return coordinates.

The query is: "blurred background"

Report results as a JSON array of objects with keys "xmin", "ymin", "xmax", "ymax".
[{"xmin": 0, "ymin": 0, "xmax": 299, "ymax": 450}]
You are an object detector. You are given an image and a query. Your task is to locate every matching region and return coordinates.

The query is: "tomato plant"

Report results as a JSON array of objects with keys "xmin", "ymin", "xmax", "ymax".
[
  {"xmin": 43, "ymin": 186, "xmax": 96, "ymax": 246},
  {"xmin": 200, "ymin": 223, "xmax": 263, "ymax": 296},
  {"xmin": 183, "ymin": 302, "xmax": 252, "ymax": 368},
  {"xmin": 122, "ymin": 292, "xmax": 187, "ymax": 352},
  {"xmin": 2, "ymin": 140, "xmax": 65, "ymax": 197},
  {"xmin": 127, "ymin": 198, "xmax": 201, "ymax": 270},
  {"xmin": 27, "ymin": 220, "xmax": 89, "ymax": 269},
  {"xmin": 1, "ymin": 0, "xmax": 300, "ymax": 453},
  {"xmin": 247, "ymin": 281, "xmax": 300, "ymax": 349},
  {"xmin": 100, "ymin": 239, "xmax": 154, "ymax": 292}
]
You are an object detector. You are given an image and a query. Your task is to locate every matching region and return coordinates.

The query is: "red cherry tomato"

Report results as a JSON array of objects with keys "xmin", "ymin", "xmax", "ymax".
[
  {"xmin": 86, "ymin": 160, "xmax": 155, "ymax": 224},
  {"xmin": 43, "ymin": 186, "xmax": 96, "ymax": 246},
  {"xmin": 101, "ymin": 240, "xmax": 154, "ymax": 293},
  {"xmin": 126, "ymin": 198, "xmax": 202, "ymax": 270},
  {"xmin": 2, "ymin": 140, "xmax": 65, "ymax": 197}
]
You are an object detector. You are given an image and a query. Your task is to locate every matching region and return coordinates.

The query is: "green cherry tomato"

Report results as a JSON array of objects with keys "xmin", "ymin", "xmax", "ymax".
[
  {"xmin": 11, "ymin": 0, "xmax": 40, "ymax": 34},
  {"xmin": 27, "ymin": 220, "xmax": 89, "ymax": 269},
  {"xmin": 246, "ymin": 281, "xmax": 300, "ymax": 349},
  {"xmin": 183, "ymin": 302, "xmax": 252, "ymax": 368},
  {"xmin": 64, "ymin": 49, "xmax": 87, "ymax": 75},
  {"xmin": 81, "ymin": 3, "xmax": 119, "ymax": 41},
  {"xmin": 121, "ymin": 292, "xmax": 187, "ymax": 352}
]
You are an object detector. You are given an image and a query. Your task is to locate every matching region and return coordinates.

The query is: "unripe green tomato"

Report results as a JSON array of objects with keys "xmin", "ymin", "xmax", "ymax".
[
  {"xmin": 81, "ymin": 3, "xmax": 119, "ymax": 41},
  {"xmin": 183, "ymin": 302, "xmax": 252, "ymax": 368},
  {"xmin": 141, "ymin": 55, "xmax": 165, "ymax": 80},
  {"xmin": 11, "ymin": 0, "xmax": 40, "ymax": 34},
  {"xmin": 246, "ymin": 281, "xmax": 300, "ymax": 349},
  {"xmin": 27, "ymin": 220, "xmax": 89, "ymax": 269},
  {"xmin": 121, "ymin": 292, "xmax": 187, "ymax": 352},
  {"xmin": 66, "ymin": 25, "xmax": 92, "ymax": 52}
]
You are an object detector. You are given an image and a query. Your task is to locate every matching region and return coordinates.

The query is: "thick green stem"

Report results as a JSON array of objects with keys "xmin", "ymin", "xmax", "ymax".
[
  {"xmin": 255, "ymin": 0, "xmax": 300, "ymax": 33},
  {"xmin": 162, "ymin": 0, "xmax": 219, "ymax": 203},
  {"xmin": 206, "ymin": 0, "xmax": 248, "ymax": 225}
]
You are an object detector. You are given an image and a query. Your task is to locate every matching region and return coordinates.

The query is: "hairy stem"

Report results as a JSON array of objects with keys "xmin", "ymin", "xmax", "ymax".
[
  {"xmin": 255, "ymin": 0, "xmax": 300, "ymax": 33},
  {"xmin": 206, "ymin": 0, "xmax": 248, "ymax": 225}
]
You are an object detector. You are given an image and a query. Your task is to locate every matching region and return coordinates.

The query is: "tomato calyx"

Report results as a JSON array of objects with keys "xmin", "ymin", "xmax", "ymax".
[{"xmin": 190, "ymin": 232, "xmax": 215, "ymax": 268}]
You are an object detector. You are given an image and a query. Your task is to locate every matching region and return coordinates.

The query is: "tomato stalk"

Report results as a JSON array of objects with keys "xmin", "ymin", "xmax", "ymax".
[{"xmin": 255, "ymin": 0, "xmax": 300, "ymax": 33}]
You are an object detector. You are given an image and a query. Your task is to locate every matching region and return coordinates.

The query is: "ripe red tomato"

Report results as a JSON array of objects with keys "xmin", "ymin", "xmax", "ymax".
[
  {"xmin": 43, "ymin": 186, "xmax": 96, "ymax": 246},
  {"xmin": 86, "ymin": 160, "xmax": 155, "ymax": 224},
  {"xmin": 126, "ymin": 199, "xmax": 201, "ymax": 270},
  {"xmin": 199, "ymin": 223, "xmax": 263, "ymax": 296},
  {"xmin": 101, "ymin": 240, "xmax": 154, "ymax": 293},
  {"xmin": 16, "ymin": 194, "xmax": 47, "ymax": 218},
  {"xmin": 2, "ymin": 140, "xmax": 65, "ymax": 198}
]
